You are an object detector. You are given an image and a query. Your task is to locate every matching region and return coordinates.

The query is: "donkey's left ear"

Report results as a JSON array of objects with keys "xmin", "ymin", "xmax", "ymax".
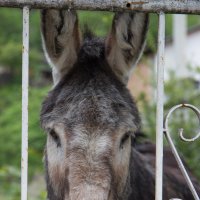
[
  {"xmin": 105, "ymin": 12, "xmax": 149, "ymax": 84},
  {"xmin": 41, "ymin": 10, "xmax": 82, "ymax": 85}
]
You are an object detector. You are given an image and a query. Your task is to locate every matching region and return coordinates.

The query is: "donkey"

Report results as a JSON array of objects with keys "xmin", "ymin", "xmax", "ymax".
[{"xmin": 40, "ymin": 9, "xmax": 200, "ymax": 200}]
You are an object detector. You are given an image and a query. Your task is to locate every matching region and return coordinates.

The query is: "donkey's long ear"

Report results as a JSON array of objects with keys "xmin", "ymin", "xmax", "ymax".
[
  {"xmin": 106, "ymin": 12, "xmax": 148, "ymax": 83},
  {"xmin": 41, "ymin": 10, "xmax": 82, "ymax": 85}
]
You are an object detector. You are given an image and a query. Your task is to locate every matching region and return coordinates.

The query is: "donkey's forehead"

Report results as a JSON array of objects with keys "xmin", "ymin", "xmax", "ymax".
[
  {"xmin": 42, "ymin": 93, "xmax": 137, "ymax": 132},
  {"xmin": 41, "ymin": 89, "xmax": 140, "ymax": 133},
  {"xmin": 41, "ymin": 92, "xmax": 139, "ymax": 133},
  {"xmin": 40, "ymin": 39, "xmax": 141, "ymax": 131}
]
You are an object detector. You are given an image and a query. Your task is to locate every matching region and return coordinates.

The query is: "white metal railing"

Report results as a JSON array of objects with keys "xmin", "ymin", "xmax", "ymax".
[
  {"xmin": 156, "ymin": 12, "xmax": 165, "ymax": 200},
  {"xmin": 0, "ymin": 1, "xmax": 200, "ymax": 200},
  {"xmin": 164, "ymin": 104, "xmax": 200, "ymax": 200},
  {"xmin": 21, "ymin": 6, "xmax": 29, "ymax": 200}
]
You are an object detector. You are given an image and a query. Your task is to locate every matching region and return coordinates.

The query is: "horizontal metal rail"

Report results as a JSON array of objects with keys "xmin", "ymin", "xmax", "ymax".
[{"xmin": 0, "ymin": 0, "xmax": 200, "ymax": 14}]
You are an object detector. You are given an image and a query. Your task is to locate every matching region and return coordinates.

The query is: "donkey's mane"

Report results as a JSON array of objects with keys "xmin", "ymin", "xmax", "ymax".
[
  {"xmin": 78, "ymin": 37, "xmax": 105, "ymax": 61},
  {"xmin": 82, "ymin": 25, "xmax": 95, "ymax": 40}
]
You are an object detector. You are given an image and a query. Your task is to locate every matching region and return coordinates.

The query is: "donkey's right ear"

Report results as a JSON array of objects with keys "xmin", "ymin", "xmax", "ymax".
[
  {"xmin": 105, "ymin": 12, "xmax": 148, "ymax": 84},
  {"xmin": 41, "ymin": 10, "xmax": 82, "ymax": 85}
]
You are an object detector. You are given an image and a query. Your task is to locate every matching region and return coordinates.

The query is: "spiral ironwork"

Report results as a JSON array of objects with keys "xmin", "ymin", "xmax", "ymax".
[{"xmin": 164, "ymin": 104, "xmax": 200, "ymax": 200}]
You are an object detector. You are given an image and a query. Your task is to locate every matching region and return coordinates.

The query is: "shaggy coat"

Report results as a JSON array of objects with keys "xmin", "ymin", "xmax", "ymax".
[{"xmin": 40, "ymin": 9, "xmax": 200, "ymax": 200}]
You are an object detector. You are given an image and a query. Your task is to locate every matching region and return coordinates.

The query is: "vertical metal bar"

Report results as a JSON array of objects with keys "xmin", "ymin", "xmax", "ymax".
[
  {"xmin": 21, "ymin": 6, "xmax": 29, "ymax": 200},
  {"xmin": 155, "ymin": 12, "xmax": 165, "ymax": 200}
]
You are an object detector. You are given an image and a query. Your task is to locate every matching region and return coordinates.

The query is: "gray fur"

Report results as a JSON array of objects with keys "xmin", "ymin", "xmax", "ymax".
[{"xmin": 40, "ymin": 10, "xmax": 200, "ymax": 200}]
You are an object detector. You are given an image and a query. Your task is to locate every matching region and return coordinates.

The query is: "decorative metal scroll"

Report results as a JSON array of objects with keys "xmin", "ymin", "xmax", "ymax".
[{"xmin": 164, "ymin": 104, "xmax": 200, "ymax": 200}]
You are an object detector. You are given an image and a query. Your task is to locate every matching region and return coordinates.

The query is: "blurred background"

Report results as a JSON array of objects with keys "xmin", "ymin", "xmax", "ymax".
[{"xmin": 0, "ymin": 8, "xmax": 199, "ymax": 199}]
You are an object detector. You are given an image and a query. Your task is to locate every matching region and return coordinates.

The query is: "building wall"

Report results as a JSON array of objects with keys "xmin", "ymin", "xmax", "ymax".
[{"xmin": 164, "ymin": 30, "xmax": 200, "ymax": 80}]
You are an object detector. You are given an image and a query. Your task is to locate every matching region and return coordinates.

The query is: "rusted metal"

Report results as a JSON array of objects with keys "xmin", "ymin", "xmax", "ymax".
[
  {"xmin": 0, "ymin": 0, "xmax": 200, "ymax": 14},
  {"xmin": 128, "ymin": 1, "xmax": 149, "ymax": 5}
]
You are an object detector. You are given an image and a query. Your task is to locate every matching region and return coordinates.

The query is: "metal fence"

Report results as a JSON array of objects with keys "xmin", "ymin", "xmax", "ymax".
[{"xmin": 0, "ymin": 1, "xmax": 199, "ymax": 200}]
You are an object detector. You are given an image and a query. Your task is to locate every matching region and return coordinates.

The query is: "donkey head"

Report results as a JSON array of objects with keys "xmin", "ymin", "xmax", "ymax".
[{"xmin": 40, "ymin": 10, "xmax": 148, "ymax": 200}]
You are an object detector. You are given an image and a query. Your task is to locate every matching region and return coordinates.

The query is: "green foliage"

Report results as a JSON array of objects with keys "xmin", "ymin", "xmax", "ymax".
[
  {"xmin": 78, "ymin": 11, "xmax": 113, "ymax": 36},
  {"xmin": 0, "ymin": 84, "xmax": 49, "ymax": 199},
  {"xmin": 0, "ymin": 42, "xmax": 22, "ymax": 69},
  {"xmin": 188, "ymin": 15, "xmax": 200, "ymax": 28},
  {"xmin": 0, "ymin": 8, "xmax": 43, "ymax": 81},
  {"xmin": 0, "ymin": 85, "xmax": 48, "ymax": 169},
  {"xmin": 0, "ymin": 166, "xmax": 21, "ymax": 199},
  {"xmin": 0, "ymin": 8, "xmax": 22, "ymax": 41},
  {"xmin": 0, "ymin": 8, "xmax": 200, "ymax": 72},
  {"xmin": 139, "ymin": 70, "xmax": 200, "ymax": 180}
]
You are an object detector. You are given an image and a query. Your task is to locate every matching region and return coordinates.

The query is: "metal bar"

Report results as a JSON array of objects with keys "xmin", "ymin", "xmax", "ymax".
[
  {"xmin": 155, "ymin": 12, "xmax": 165, "ymax": 200},
  {"xmin": 165, "ymin": 136, "xmax": 200, "ymax": 200},
  {"xmin": 164, "ymin": 104, "xmax": 200, "ymax": 200},
  {"xmin": 21, "ymin": 6, "xmax": 29, "ymax": 200},
  {"xmin": 0, "ymin": 0, "xmax": 200, "ymax": 14}
]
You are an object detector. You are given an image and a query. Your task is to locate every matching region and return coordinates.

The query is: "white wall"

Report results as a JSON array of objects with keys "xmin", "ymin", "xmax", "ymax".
[
  {"xmin": 154, "ymin": 30, "xmax": 200, "ymax": 81},
  {"xmin": 164, "ymin": 30, "xmax": 200, "ymax": 80}
]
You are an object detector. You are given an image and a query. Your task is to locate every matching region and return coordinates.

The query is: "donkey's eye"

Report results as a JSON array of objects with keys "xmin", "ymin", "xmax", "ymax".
[
  {"xmin": 49, "ymin": 129, "xmax": 61, "ymax": 147},
  {"xmin": 120, "ymin": 132, "xmax": 131, "ymax": 149}
]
